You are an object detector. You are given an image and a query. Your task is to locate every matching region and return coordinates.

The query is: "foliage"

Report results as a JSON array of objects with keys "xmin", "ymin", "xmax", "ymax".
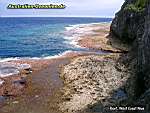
[
  {"xmin": 135, "ymin": 0, "xmax": 147, "ymax": 9},
  {"xmin": 124, "ymin": 0, "xmax": 147, "ymax": 12}
]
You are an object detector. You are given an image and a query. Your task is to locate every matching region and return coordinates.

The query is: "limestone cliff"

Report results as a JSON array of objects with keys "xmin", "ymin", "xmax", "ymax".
[
  {"xmin": 110, "ymin": 0, "xmax": 150, "ymax": 112},
  {"xmin": 110, "ymin": 0, "xmax": 147, "ymax": 44}
]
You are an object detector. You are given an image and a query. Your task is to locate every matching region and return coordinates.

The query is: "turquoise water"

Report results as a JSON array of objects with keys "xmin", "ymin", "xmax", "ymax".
[{"xmin": 0, "ymin": 17, "xmax": 112, "ymax": 59}]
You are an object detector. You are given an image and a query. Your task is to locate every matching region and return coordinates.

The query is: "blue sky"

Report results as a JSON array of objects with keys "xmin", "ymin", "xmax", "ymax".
[{"xmin": 0, "ymin": 0, "xmax": 124, "ymax": 17}]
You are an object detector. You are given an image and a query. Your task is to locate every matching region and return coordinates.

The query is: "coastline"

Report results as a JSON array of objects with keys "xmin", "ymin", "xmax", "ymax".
[
  {"xmin": 0, "ymin": 22, "xmax": 130, "ymax": 113},
  {"xmin": 0, "ymin": 57, "xmax": 70, "ymax": 113},
  {"xmin": 0, "ymin": 50, "xmax": 90, "ymax": 97},
  {"xmin": 0, "ymin": 22, "xmax": 113, "ymax": 96},
  {"xmin": 59, "ymin": 23, "xmax": 131, "ymax": 113}
]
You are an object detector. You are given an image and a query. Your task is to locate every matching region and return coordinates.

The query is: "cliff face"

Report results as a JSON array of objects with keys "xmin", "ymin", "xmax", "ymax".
[
  {"xmin": 110, "ymin": 0, "xmax": 146, "ymax": 44},
  {"xmin": 110, "ymin": 0, "xmax": 150, "ymax": 111},
  {"xmin": 139, "ymin": 1, "xmax": 150, "ymax": 91}
]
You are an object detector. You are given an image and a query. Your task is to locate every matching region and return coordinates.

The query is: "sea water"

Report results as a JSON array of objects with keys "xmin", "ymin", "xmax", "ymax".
[{"xmin": 0, "ymin": 17, "xmax": 112, "ymax": 60}]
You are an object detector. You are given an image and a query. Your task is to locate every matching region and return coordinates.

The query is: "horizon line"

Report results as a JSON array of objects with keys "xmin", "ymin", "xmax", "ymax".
[{"xmin": 0, "ymin": 15, "xmax": 114, "ymax": 18}]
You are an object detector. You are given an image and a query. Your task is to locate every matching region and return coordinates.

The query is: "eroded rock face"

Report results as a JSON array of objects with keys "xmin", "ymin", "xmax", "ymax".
[
  {"xmin": 138, "ymin": 1, "xmax": 150, "ymax": 92},
  {"xmin": 135, "ymin": 3, "xmax": 150, "ymax": 113},
  {"xmin": 135, "ymin": 89, "xmax": 150, "ymax": 113},
  {"xmin": 111, "ymin": 0, "xmax": 150, "ymax": 112},
  {"xmin": 110, "ymin": 0, "xmax": 146, "ymax": 44}
]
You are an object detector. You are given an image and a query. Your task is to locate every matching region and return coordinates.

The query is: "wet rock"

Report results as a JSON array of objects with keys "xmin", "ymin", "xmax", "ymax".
[
  {"xmin": 112, "ymin": 89, "xmax": 127, "ymax": 100},
  {"xmin": 18, "ymin": 64, "xmax": 32, "ymax": 74},
  {"xmin": 0, "ymin": 96, "xmax": 5, "ymax": 103},
  {"xmin": 17, "ymin": 64, "xmax": 31, "ymax": 70},
  {"xmin": 0, "ymin": 65, "xmax": 19, "ymax": 77},
  {"xmin": 4, "ymin": 84, "xmax": 25, "ymax": 97},
  {"xmin": 0, "ymin": 62, "xmax": 32, "ymax": 99},
  {"xmin": 0, "ymin": 63, "xmax": 32, "ymax": 78},
  {"xmin": 13, "ymin": 77, "xmax": 26, "ymax": 85}
]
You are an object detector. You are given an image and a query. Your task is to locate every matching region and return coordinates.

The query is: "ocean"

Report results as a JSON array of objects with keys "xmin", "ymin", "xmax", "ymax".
[{"xmin": 0, "ymin": 17, "xmax": 112, "ymax": 60}]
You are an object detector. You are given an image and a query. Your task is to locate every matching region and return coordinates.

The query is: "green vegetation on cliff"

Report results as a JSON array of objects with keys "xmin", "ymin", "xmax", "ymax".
[
  {"xmin": 125, "ymin": 0, "xmax": 147, "ymax": 12},
  {"xmin": 111, "ymin": 0, "xmax": 150, "ymax": 112},
  {"xmin": 135, "ymin": 0, "xmax": 147, "ymax": 8}
]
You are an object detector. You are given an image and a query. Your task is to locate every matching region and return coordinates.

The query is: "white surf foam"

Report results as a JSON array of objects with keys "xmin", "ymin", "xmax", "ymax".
[
  {"xmin": 0, "ymin": 66, "xmax": 20, "ymax": 78},
  {"xmin": 65, "ymin": 22, "xmax": 108, "ymax": 31},
  {"xmin": 0, "ymin": 57, "xmax": 20, "ymax": 63},
  {"xmin": 0, "ymin": 62, "xmax": 32, "ymax": 78},
  {"xmin": 43, "ymin": 50, "xmax": 77, "ymax": 59},
  {"xmin": 64, "ymin": 22, "xmax": 104, "ymax": 48},
  {"xmin": 0, "ymin": 57, "xmax": 41, "ymax": 63},
  {"xmin": 0, "ymin": 22, "xmax": 109, "ymax": 64},
  {"xmin": 0, "ymin": 79, "xmax": 4, "ymax": 85},
  {"xmin": 0, "ymin": 50, "xmax": 74, "ymax": 63}
]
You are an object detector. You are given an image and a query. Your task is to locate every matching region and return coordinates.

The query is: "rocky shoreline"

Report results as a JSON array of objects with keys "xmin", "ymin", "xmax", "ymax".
[
  {"xmin": 0, "ymin": 52, "xmax": 85, "ymax": 108},
  {"xmin": 59, "ymin": 23, "xmax": 133, "ymax": 113},
  {"xmin": 0, "ymin": 23, "xmax": 136, "ymax": 113},
  {"xmin": 0, "ymin": 51, "xmax": 89, "ymax": 98},
  {"xmin": 77, "ymin": 23, "xmax": 129, "ymax": 53},
  {"xmin": 59, "ymin": 54, "xmax": 130, "ymax": 113},
  {"xmin": 0, "ymin": 23, "xmax": 125, "ymax": 100}
]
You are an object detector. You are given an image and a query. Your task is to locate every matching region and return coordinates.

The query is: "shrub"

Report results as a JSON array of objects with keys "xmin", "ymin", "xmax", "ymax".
[
  {"xmin": 124, "ymin": 0, "xmax": 147, "ymax": 12},
  {"xmin": 135, "ymin": 0, "xmax": 147, "ymax": 9}
]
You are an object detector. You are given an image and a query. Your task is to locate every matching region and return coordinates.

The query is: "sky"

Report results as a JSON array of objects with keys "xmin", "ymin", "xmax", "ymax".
[{"xmin": 0, "ymin": 0, "xmax": 124, "ymax": 17}]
